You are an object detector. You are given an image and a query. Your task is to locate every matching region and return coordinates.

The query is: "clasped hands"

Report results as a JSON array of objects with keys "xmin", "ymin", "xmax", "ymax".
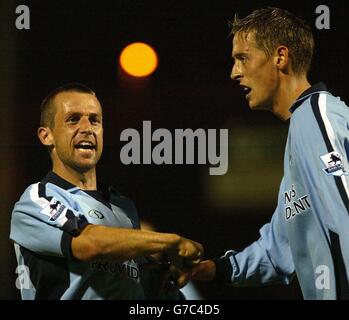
[{"xmin": 165, "ymin": 237, "xmax": 204, "ymax": 288}]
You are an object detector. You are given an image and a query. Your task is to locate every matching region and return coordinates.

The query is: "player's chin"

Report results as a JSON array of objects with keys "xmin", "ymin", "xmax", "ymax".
[
  {"xmin": 75, "ymin": 151, "xmax": 101, "ymax": 164},
  {"xmin": 248, "ymin": 99, "xmax": 266, "ymax": 111},
  {"xmin": 246, "ymin": 96, "xmax": 256, "ymax": 109},
  {"xmin": 248, "ymin": 101, "xmax": 259, "ymax": 110},
  {"xmin": 74, "ymin": 159, "xmax": 98, "ymax": 172}
]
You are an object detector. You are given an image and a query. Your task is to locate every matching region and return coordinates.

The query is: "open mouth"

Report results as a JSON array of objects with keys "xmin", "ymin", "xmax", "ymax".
[
  {"xmin": 242, "ymin": 85, "xmax": 252, "ymax": 98},
  {"xmin": 75, "ymin": 141, "xmax": 96, "ymax": 152}
]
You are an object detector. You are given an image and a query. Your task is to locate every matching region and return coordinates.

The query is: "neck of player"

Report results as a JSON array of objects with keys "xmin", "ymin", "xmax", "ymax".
[
  {"xmin": 272, "ymin": 74, "xmax": 311, "ymax": 121},
  {"xmin": 52, "ymin": 164, "xmax": 97, "ymax": 190}
]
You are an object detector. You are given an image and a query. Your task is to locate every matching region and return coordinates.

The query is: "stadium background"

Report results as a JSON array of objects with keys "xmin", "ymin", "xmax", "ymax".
[{"xmin": 0, "ymin": 0, "xmax": 347, "ymax": 299}]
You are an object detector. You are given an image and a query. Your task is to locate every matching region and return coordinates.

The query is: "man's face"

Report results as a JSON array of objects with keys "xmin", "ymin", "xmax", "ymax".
[
  {"xmin": 231, "ymin": 32, "xmax": 279, "ymax": 110},
  {"xmin": 49, "ymin": 91, "xmax": 103, "ymax": 172}
]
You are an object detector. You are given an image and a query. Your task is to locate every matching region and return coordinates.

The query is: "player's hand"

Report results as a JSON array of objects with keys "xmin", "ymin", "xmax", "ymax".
[
  {"xmin": 167, "ymin": 264, "xmax": 191, "ymax": 289},
  {"xmin": 170, "ymin": 237, "xmax": 204, "ymax": 268},
  {"xmin": 191, "ymin": 259, "xmax": 216, "ymax": 281},
  {"xmin": 142, "ymin": 258, "xmax": 192, "ymax": 289}
]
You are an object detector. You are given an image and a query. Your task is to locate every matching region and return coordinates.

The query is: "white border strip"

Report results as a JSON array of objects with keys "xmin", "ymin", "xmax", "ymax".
[
  {"xmin": 29, "ymin": 183, "xmax": 49, "ymax": 208},
  {"xmin": 318, "ymin": 93, "xmax": 349, "ymax": 199}
]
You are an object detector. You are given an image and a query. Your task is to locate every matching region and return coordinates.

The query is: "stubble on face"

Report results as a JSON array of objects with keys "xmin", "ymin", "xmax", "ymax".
[
  {"xmin": 49, "ymin": 92, "xmax": 103, "ymax": 174},
  {"xmin": 232, "ymin": 32, "xmax": 279, "ymax": 111}
]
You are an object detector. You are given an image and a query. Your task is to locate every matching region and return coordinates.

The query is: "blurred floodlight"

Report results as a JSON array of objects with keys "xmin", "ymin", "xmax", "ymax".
[{"xmin": 119, "ymin": 42, "xmax": 158, "ymax": 77}]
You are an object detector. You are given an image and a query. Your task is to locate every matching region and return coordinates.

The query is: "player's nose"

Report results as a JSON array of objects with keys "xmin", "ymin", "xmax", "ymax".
[
  {"xmin": 231, "ymin": 63, "xmax": 242, "ymax": 81},
  {"xmin": 79, "ymin": 117, "xmax": 93, "ymax": 134}
]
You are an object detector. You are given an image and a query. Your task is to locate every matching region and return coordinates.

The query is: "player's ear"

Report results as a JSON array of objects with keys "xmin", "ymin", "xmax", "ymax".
[
  {"xmin": 38, "ymin": 127, "xmax": 54, "ymax": 147},
  {"xmin": 274, "ymin": 45, "xmax": 289, "ymax": 72}
]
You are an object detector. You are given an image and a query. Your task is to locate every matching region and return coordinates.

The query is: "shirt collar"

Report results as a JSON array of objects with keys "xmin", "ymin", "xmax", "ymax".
[
  {"xmin": 289, "ymin": 82, "xmax": 328, "ymax": 113},
  {"xmin": 41, "ymin": 172, "xmax": 124, "ymax": 208},
  {"xmin": 41, "ymin": 171, "xmax": 77, "ymax": 190},
  {"xmin": 41, "ymin": 171, "xmax": 115, "ymax": 196}
]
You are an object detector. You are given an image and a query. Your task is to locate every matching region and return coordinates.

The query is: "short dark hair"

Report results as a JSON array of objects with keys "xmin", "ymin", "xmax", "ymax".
[
  {"xmin": 40, "ymin": 83, "xmax": 95, "ymax": 128},
  {"xmin": 229, "ymin": 7, "xmax": 314, "ymax": 74}
]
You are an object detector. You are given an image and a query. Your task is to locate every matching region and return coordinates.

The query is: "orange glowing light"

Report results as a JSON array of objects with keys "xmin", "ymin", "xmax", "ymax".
[{"xmin": 119, "ymin": 42, "xmax": 158, "ymax": 77}]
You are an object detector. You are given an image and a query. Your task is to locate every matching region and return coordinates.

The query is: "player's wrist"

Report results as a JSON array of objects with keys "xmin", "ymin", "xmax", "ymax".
[{"xmin": 212, "ymin": 250, "xmax": 235, "ymax": 283}]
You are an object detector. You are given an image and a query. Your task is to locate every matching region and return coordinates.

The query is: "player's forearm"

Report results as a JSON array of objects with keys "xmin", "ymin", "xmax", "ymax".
[{"xmin": 72, "ymin": 224, "xmax": 181, "ymax": 262}]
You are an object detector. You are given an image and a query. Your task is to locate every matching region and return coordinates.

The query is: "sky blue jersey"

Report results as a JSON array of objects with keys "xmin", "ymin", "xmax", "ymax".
[
  {"xmin": 10, "ymin": 172, "xmax": 179, "ymax": 300},
  {"xmin": 219, "ymin": 83, "xmax": 349, "ymax": 299}
]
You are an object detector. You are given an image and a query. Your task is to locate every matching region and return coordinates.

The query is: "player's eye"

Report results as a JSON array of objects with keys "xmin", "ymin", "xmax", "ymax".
[
  {"xmin": 89, "ymin": 116, "xmax": 101, "ymax": 124},
  {"xmin": 67, "ymin": 115, "xmax": 80, "ymax": 123},
  {"xmin": 233, "ymin": 54, "xmax": 247, "ymax": 64}
]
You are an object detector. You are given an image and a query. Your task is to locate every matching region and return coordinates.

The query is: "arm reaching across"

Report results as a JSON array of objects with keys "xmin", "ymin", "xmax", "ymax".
[{"xmin": 72, "ymin": 224, "xmax": 203, "ymax": 265}]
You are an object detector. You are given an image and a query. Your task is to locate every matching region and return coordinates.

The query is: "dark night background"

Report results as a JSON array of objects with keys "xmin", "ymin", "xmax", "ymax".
[{"xmin": 0, "ymin": 0, "xmax": 348, "ymax": 299}]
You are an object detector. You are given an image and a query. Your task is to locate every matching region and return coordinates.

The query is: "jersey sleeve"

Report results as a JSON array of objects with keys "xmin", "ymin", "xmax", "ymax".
[
  {"xmin": 224, "ymin": 178, "xmax": 295, "ymax": 286},
  {"xmin": 10, "ymin": 182, "xmax": 89, "ymax": 259}
]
